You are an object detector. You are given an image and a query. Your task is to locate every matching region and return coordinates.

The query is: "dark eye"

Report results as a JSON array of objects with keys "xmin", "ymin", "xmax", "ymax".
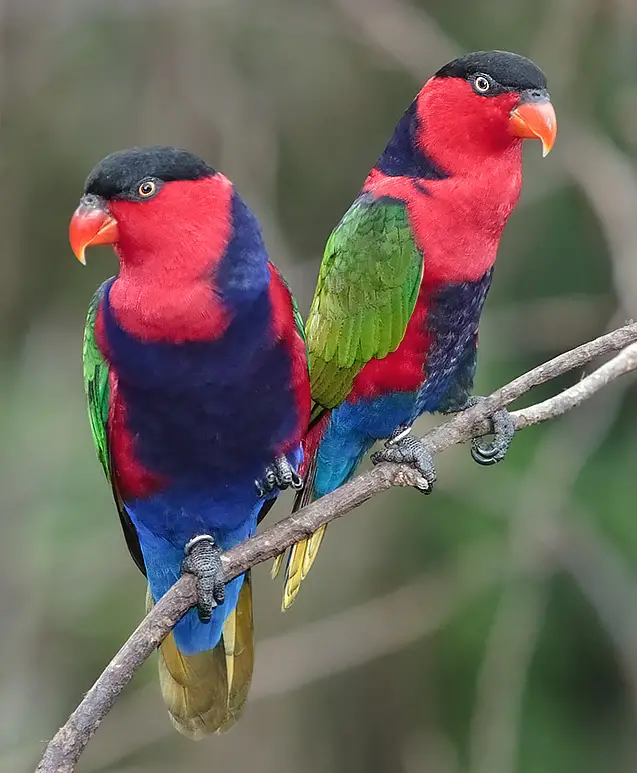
[
  {"xmin": 137, "ymin": 180, "xmax": 157, "ymax": 198},
  {"xmin": 474, "ymin": 75, "xmax": 491, "ymax": 93}
]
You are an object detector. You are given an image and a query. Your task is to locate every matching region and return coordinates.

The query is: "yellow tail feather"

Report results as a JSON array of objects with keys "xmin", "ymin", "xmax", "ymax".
[
  {"xmin": 272, "ymin": 449, "xmax": 327, "ymax": 611},
  {"xmin": 280, "ymin": 524, "xmax": 327, "ymax": 610},
  {"xmin": 219, "ymin": 573, "xmax": 254, "ymax": 730},
  {"xmin": 271, "ymin": 552, "xmax": 285, "ymax": 579},
  {"xmin": 158, "ymin": 630, "xmax": 230, "ymax": 739},
  {"xmin": 149, "ymin": 573, "xmax": 255, "ymax": 739}
]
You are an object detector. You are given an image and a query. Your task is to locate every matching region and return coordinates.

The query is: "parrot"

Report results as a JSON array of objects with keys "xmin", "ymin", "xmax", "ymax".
[
  {"xmin": 69, "ymin": 147, "xmax": 311, "ymax": 737},
  {"xmin": 273, "ymin": 50, "xmax": 557, "ymax": 609}
]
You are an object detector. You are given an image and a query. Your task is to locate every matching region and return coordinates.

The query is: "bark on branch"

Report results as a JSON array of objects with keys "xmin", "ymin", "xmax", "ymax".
[{"xmin": 35, "ymin": 322, "xmax": 637, "ymax": 773}]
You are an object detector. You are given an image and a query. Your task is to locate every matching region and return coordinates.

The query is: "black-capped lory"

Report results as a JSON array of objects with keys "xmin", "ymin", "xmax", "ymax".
[
  {"xmin": 69, "ymin": 148, "xmax": 311, "ymax": 736},
  {"xmin": 273, "ymin": 51, "xmax": 557, "ymax": 608}
]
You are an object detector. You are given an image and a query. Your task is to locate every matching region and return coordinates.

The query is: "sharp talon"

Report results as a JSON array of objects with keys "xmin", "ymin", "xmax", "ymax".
[
  {"xmin": 371, "ymin": 433, "xmax": 436, "ymax": 493},
  {"xmin": 443, "ymin": 395, "xmax": 515, "ymax": 467},
  {"xmin": 470, "ymin": 441, "xmax": 501, "ymax": 466},
  {"xmin": 182, "ymin": 535, "xmax": 225, "ymax": 622},
  {"xmin": 469, "ymin": 404, "xmax": 515, "ymax": 466},
  {"xmin": 256, "ymin": 454, "xmax": 303, "ymax": 496}
]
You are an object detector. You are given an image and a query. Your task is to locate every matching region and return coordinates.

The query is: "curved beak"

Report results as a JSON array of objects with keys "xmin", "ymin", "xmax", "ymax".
[
  {"xmin": 509, "ymin": 91, "xmax": 557, "ymax": 157},
  {"xmin": 69, "ymin": 195, "xmax": 119, "ymax": 265}
]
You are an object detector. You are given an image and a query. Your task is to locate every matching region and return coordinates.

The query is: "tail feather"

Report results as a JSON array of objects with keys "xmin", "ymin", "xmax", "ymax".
[
  {"xmin": 220, "ymin": 573, "xmax": 254, "ymax": 730},
  {"xmin": 271, "ymin": 551, "xmax": 285, "ymax": 579},
  {"xmin": 149, "ymin": 573, "xmax": 255, "ymax": 739},
  {"xmin": 281, "ymin": 523, "xmax": 327, "ymax": 610},
  {"xmin": 272, "ymin": 447, "xmax": 326, "ymax": 611},
  {"xmin": 158, "ymin": 630, "xmax": 230, "ymax": 739}
]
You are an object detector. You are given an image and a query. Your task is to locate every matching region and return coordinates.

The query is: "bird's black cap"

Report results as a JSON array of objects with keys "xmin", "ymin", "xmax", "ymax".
[
  {"xmin": 436, "ymin": 51, "xmax": 547, "ymax": 92},
  {"xmin": 84, "ymin": 146, "xmax": 216, "ymax": 200}
]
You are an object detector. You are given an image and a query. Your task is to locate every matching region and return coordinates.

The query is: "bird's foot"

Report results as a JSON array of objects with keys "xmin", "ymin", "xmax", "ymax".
[
  {"xmin": 371, "ymin": 425, "xmax": 436, "ymax": 493},
  {"xmin": 182, "ymin": 535, "xmax": 225, "ymax": 623},
  {"xmin": 449, "ymin": 395, "xmax": 515, "ymax": 466},
  {"xmin": 255, "ymin": 455, "xmax": 303, "ymax": 498}
]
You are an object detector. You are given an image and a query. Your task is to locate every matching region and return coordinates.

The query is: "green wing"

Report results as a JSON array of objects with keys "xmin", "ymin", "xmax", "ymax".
[
  {"xmin": 83, "ymin": 282, "xmax": 111, "ymax": 481},
  {"xmin": 84, "ymin": 280, "xmax": 146, "ymax": 574},
  {"xmin": 307, "ymin": 195, "xmax": 424, "ymax": 408}
]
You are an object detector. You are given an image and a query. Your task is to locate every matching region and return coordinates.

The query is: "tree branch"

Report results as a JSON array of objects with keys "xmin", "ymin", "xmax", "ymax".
[{"xmin": 35, "ymin": 322, "xmax": 637, "ymax": 773}]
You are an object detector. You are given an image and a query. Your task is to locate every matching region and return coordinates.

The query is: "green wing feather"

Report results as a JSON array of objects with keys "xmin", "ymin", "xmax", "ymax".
[
  {"xmin": 307, "ymin": 195, "xmax": 424, "ymax": 408},
  {"xmin": 83, "ymin": 280, "xmax": 146, "ymax": 574},
  {"xmin": 83, "ymin": 282, "xmax": 111, "ymax": 481}
]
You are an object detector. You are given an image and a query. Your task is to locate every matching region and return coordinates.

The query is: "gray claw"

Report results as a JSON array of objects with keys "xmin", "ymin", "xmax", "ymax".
[
  {"xmin": 443, "ymin": 395, "xmax": 516, "ymax": 467},
  {"xmin": 471, "ymin": 407, "xmax": 515, "ymax": 466},
  {"xmin": 256, "ymin": 455, "xmax": 304, "ymax": 497},
  {"xmin": 182, "ymin": 535, "xmax": 225, "ymax": 622},
  {"xmin": 371, "ymin": 429, "xmax": 436, "ymax": 493}
]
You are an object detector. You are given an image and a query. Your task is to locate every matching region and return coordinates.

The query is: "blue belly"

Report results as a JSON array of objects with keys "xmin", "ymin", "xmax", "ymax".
[
  {"xmin": 314, "ymin": 391, "xmax": 417, "ymax": 497},
  {"xmin": 127, "ymin": 482, "xmax": 264, "ymax": 654}
]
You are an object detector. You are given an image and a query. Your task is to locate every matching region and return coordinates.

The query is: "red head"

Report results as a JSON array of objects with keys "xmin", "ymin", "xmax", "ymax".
[
  {"xmin": 417, "ymin": 50, "xmax": 556, "ymax": 171},
  {"xmin": 69, "ymin": 147, "xmax": 233, "ymax": 279},
  {"xmin": 69, "ymin": 147, "xmax": 240, "ymax": 340}
]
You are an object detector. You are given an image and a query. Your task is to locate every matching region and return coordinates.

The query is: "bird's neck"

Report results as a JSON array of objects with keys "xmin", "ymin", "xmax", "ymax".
[
  {"xmin": 414, "ymin": 150, "xmax": 522, "ymax": 283},
  {"xmin": 108, "ymin": 272, "xmax": 230, "ymax": 343},
  {"xmin": 367, "ymin": 101, "xmax": 523, "ymax": 284},
  {"xmin": 108, "ymin": 188, "xmax": 271, "ymax": 343},
  {"xmin": 375, "ymin": 100, "xmax": 448, "ymax": 180}
]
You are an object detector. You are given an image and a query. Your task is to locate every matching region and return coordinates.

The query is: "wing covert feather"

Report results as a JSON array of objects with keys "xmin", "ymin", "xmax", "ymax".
[{"xmin": 307, "ymin": 195, "xmax": 423, "ymax": 408}]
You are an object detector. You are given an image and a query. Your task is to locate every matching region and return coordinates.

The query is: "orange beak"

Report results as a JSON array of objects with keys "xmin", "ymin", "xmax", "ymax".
[
  {"xmin": 509, "ymin": 93, "xmax": 557, "ymax": 157},
  {"xmin": 69, "ymin": 196, "xmax": 119, "ymax": 265}
]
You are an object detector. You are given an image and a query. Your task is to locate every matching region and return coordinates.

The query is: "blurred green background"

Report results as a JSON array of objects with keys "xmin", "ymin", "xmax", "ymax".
[{"xmin": 2, "ymin": 0, "xmax": 637, "ymax": 771}]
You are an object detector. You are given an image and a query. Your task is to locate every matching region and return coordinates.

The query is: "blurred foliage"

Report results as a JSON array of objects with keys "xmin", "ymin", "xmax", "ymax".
[{"xmin": 1, "ymin": 0, "xmax": 636, "ymax": 771}]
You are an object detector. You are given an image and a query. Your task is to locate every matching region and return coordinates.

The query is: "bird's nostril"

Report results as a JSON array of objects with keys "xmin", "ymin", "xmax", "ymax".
[
  {"xmin": 522, "ymin": 88, "xmax": 550, "ymax": 103},
  {"xmin": 80, "ymin": 193, "xmax": 104, "ymax": 209}
]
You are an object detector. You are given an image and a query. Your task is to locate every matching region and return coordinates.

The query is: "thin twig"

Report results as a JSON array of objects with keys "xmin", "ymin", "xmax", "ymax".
[
  {"xmin": 35, "ymin": 323, "xmax": 637, "ymax": 773},
  {"xmin": 512, "ymin": 340, "xmax": 637, "ymax": 429}
]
